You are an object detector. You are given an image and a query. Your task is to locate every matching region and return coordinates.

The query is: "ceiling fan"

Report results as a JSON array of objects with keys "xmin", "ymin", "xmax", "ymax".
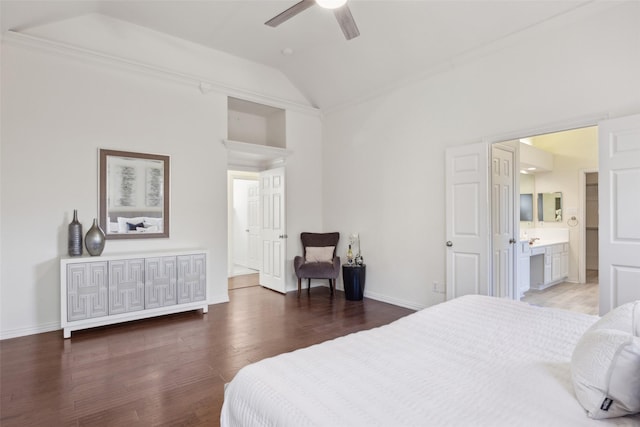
[{"xmin": 265, "ymin": 0, "xmax": 360, "ymax": 40}]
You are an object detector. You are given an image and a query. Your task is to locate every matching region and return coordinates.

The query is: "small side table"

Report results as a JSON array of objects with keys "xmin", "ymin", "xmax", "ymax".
[{"xmin": 342, "ymin": 264, "xmax": 366, "ymax": 301}]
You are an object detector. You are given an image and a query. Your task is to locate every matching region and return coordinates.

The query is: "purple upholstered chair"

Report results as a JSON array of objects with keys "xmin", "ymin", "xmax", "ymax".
[{"xmin": 293, "ymin": 232, "xmax": 340, "ymax": 295}]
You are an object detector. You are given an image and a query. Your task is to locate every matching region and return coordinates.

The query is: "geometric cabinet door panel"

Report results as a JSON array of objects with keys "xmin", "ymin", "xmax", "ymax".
[
  {"xmin": 177, "ymin": 253, "xmax": 206, "ymax": 304},
  {"xmin": 66, "ymin": 261, "xmax": 108, "ymax": 321},
  {"xmin": 109, "ymin": 258, "xmax": 145, "ymax": 315},
  {"xmin": 145, "ymin": 256, "xmax": 178, "ymax": 309}
]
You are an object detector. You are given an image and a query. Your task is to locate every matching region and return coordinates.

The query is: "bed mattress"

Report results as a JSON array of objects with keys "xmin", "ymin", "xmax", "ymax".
[{"xmin": 221, "ymin": 295, "xmax": 640, "ymax": 426}]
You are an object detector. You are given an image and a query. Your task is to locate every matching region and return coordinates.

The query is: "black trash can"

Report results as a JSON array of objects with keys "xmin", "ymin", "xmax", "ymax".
[{"xmin": 342, "ymin": 264, "xmax": 366, "ymax": 301}]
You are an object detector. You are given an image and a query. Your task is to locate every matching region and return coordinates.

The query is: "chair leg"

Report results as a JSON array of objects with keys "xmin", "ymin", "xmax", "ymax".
[
  {"xmin": 307, "ymin": 278, "xmax": 311, "ymax": 293},
  {"xmin": 329, "ymin": 279, "xmax": 334, "ymax": 295},
  {"xmin": 297, "ymin": 278, "xmax": 302, "ymax": 296}
]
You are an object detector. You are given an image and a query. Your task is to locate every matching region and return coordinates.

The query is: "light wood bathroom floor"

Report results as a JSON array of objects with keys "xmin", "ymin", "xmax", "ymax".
[{"xmin": 521, "ymin": 270, "xmax": 599, "ymax": 316}]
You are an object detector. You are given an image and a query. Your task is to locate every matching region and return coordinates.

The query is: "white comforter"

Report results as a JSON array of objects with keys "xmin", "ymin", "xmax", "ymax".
[{"xmin": 221, "ymin": 295, "xmax": 640, "ymax": 426}]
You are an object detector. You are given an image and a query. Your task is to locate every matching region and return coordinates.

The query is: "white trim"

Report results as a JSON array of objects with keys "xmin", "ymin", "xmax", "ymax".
[
  {"xmin": 363, "ymin": 290, "xmax": 426, "ymax": 312},
  {"xmin": 222, "ymin": 139, "xmax": 290, "ymax": 171},
  {"xmin": 222, "ymin": 139, "xmax": 291, "ymax": 159},
  {"xmin": 482, "ymin": 114, "xmax": 607, "ymax": 145},
  {"xmin": 0, "ymin": 321, "xmax": 60, "ymax": 341},
  {"xmin": 2, "ymin": 31, "xmax": 321, "ymax": 117}
]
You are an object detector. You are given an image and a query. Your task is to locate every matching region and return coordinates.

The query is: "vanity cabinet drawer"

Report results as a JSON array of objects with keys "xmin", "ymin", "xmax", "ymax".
[{"xmin": 530, "ymin": 246, "xmax": 545, "ymax": 256}]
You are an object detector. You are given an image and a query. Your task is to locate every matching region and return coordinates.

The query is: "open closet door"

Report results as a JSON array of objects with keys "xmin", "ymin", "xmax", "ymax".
[
  {"xmin": 445, "ymin": 143, "xmax": 490, "ymax": 300},
  {"xmin": 598, "ymin": 113, "xmax": 640, "ymax": 315},
  {"xmin": 259, "ymin": 167, "xmax": 287, "ymax": 293}
]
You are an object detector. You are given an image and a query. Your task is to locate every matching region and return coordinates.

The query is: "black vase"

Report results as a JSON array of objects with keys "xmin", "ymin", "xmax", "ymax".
[
  {"xmin": 85, "ymin": 218, "xmax": 106, "ymax": 256},
  {"xmin": 68, "ymin": 209, "xmax": 83, "ymax": 257}
]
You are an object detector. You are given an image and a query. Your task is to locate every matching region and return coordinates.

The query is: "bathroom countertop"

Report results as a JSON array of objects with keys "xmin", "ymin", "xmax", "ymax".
[
  {"xmin": 525, "ymin": 241, "xmax": 569, "ymax": 255},
  {"xmin": 530, "ymin": 240, "xmax": 568, "ymax": 247}
]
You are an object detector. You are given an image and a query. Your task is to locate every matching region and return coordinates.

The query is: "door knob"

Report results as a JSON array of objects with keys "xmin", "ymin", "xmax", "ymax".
[
  {"xmin": 278, "ymin": 234, "xmax": 288, "ymax": 239},
  {"xmin": 446, "ymin": 241, "xmax": 453, "ymax": 247},
  {"xmin": 509, "ymin": 238, "xmax": 516, "ymax": 244}
]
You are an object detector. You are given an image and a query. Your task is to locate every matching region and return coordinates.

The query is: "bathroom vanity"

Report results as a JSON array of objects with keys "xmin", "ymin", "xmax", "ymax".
[
  {"xmin": 528, "ymin": 242, "xmax": 569, "ymax": 290},
  {"xmin": 517, "ymin": 229, "xmax": 570, "ymax": 297}
]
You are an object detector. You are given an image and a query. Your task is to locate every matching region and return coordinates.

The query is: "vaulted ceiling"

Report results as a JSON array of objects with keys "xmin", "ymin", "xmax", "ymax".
[{"xmin": 1, "ymin": 0, "xmax": 598, "ymax": 110}]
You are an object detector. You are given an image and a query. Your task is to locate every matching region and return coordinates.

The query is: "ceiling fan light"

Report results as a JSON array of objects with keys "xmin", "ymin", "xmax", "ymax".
[{"xmin": 316, "ymin": 0, "xmax": 347, "ymax": 9}]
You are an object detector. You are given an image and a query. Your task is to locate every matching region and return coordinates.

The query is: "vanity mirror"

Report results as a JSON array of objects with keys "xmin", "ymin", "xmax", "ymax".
[
  {"xmin": 520, "ymin": 193, "xmax": 533, "ymax": 221},
  {"xmin": 99, "ymin": 149, "xmax": 170, "ymax": 239},
  {"xmin": 537, "ymin": 192, "xmax": 562, "ymax": 222}
]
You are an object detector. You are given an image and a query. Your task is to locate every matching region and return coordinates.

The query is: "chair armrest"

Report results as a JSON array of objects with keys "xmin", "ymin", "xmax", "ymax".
[{"xmin": 294, "ymin": 255, "xmax": 305, "ymax": 275}]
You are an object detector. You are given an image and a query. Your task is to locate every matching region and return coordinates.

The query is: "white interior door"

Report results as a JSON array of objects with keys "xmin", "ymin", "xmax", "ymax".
[
  {"xmin": 247, "ymin": 182, "xmax": 260, "ymax": 270},
  {"xmin": 491, "ymin": 144, "xmax": 516, "ymax": 299},
  {"xmin": 259, "ymin": 167, "xmax": 286, "ymax": 293},
  {"xmin": 446, "ymin": 142, "xmax": 490, "ymax": 299},
  {"xmin": 598, "ymin": 113, "xmax": 640, "ymax": 315}
]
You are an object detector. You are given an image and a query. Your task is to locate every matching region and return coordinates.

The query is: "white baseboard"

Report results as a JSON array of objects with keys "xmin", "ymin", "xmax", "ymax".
[
  {"xmin": 1, "ymin": 321, "xmax": 60, "ymax": 341},
  {"xmin": 362, "ymin": 290, "xmax": 426, "ymax": 311}
]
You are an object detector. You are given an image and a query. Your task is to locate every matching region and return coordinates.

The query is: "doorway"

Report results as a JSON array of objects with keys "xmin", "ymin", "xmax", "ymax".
[
  {"xmin": 227, "ymin": 171, "xmax": 259, "ymax": 281},
  {"xmin": 500, "ymin": 126, "xmax": 599, "ymax": 314},
  {"xmin": 227, "ymin": 167, "xmax": 288, "ymax": 294},
  {"xmin": 448, "ymin": 114, "xmax": 640, "ymax": 313},
  {"xmin": 584, "ymin": 172, "xmax": 599, "ymax": 282}
]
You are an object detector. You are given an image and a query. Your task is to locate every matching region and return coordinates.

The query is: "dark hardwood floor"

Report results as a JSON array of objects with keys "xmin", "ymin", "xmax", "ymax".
[{"xmin": 1, "ymin": 286, "xmax": 414, "ymax": 426}]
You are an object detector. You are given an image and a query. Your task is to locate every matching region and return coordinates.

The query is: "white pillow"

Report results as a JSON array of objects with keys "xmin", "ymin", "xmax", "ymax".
[
  {"xmin": 588, "ymin": 301, "xmax": 639, "ymax": 336},
  {"xmin": 305, "ymin": 246, "xmax": 335, "ymax": 263},
  {"xmin": 143, "ymin": 217, "xmax": 162, "ymax": 227},
  {"xmin": 571, "ymin": 328, "xmax": 640, "ymax": 419},
  {"xmin": 117, "ymin": 216, "xmax": 145, "ymax": 233}
]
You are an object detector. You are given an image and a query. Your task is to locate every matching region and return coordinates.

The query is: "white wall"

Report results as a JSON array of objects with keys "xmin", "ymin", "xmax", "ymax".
[
  {"xmin": 322, "ymin": 1, "xmax": 640, "ymax": 309},
  {"xmin": 284, "ymin": 110, "xmax": 324, "ymax": 291},
  {"xmin": 0, "ymin": 17, "xmax": 321, "ymax": 338}
]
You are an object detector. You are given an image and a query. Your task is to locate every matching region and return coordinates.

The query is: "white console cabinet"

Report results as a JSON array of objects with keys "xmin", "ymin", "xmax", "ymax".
[{"xmin": 61, "ymin": 250, "xmax": 208, "ymax": 338}]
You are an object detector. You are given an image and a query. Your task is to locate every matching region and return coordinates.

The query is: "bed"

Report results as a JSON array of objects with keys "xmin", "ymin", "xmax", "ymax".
[{"xmin": 220, "ymin": 295, "xmax": 640, "ymax": 426}]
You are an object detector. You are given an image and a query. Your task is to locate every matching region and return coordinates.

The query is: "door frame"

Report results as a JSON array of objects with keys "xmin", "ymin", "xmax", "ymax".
[
  {"xmin": 482, "ymin": 114, "xmax": 607, "ymax": 301},
  {"xmin": 579, "ymin": 168, "xmax": 599, "ymax": 285}
]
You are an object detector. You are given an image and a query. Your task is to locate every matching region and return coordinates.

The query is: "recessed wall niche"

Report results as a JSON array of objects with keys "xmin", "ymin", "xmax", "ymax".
[{"xmin": 227, "ymin": 97, "xmax": 286, "ymax": 148}]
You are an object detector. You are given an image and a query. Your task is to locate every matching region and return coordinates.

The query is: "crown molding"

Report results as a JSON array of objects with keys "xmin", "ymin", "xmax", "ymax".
[{"xmin": 2, "ymin": 30, "xmax": 321, "ymax": 117}]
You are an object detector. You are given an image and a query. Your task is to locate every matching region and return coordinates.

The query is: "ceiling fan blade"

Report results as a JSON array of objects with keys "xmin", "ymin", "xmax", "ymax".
[
  {"xmin": 265, "ymin": 0, "xmax": 316, "ymax": 27},
  {"xmin": 334, "ymin": 5, "xmax": 360, "ymax": 40}
]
